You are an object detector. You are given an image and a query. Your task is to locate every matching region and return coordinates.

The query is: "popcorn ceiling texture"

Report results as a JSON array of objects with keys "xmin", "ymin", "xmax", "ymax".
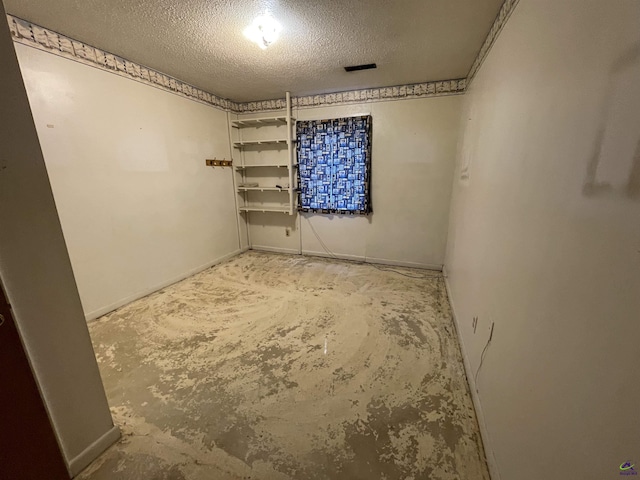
[
  {"xmin": 4, "ymin": 0, "xmax": 504, "ymax": 103},
  {"xmin": 80, "ymin": 252, "xmax": 490, "ymax": 480},
  {"xmin": 5, "ymin": 0, "xmax": 521, "ymax": 113},
  {"xmin": 7, "ymin": 14, "xmax": 466, "ymax": 114}
]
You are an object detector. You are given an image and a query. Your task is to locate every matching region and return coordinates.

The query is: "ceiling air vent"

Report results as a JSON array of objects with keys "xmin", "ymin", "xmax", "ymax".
[{"xmin": 344, "ymin": 63, "xmax": 377, "ymax": 72}]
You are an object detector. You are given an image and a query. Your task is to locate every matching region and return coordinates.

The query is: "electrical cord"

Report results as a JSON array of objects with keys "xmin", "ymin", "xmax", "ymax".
[
  {"xmin": 304, "ymin": 215, "xmax": 442, "ymax": 279},
  {"xmin": 474, "ymin": 321, "xmax": 495, "ymax": 392},
  {"xmin": 371, "ymin": 264, "xmax": 439, "ymax": 279},
  {"xmin": 305, "ymin": 214, "xmax": 336, "ymax": 259}
]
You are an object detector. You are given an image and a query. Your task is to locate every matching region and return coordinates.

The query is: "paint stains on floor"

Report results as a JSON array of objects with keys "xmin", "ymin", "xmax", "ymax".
[{"xmin": 79, "ymin": 252, "xmax": 489, "ymax": 480}]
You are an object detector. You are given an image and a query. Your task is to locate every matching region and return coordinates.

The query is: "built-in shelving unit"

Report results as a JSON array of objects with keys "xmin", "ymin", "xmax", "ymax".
[{"xmin": 230, "ymin": 92, "xmax": 296, "ymax": 218}]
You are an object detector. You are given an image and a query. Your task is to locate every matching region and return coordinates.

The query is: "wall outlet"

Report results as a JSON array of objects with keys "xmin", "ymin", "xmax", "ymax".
[{"xmin": 285, "ymin": 228, "xmax": 290, "ymax": 237}]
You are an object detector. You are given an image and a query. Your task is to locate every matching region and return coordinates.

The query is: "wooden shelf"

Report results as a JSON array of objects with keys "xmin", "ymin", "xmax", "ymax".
[
  {"xmin": 238, "ymin": 186, "xmax": 289, "ymax": 192},
  {"xmin": 233, "ymin": 139, "xmax": 288, "ymax": 148},
  {"xmin": 232, "ymin": 116, "xmax": 295, "ymax": 128},
  {"xmin": 235, "ymin": 164, "xmax": 291, "ymax": 170},
  {"xmin": 239, "ymin": 206, "xmax": 291, "ymax": 214}
]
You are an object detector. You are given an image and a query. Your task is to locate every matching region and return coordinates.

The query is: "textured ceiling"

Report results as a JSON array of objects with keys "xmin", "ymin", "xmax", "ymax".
[{"xmin": 4, "ymin": 0, "xmax": 504, "ymax": 102}]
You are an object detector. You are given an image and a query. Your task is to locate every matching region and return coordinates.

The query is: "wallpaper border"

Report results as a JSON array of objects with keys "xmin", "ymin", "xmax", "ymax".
[
  {"xmin": 237, "ymin": 80, "xmax": 467, "ymax": 113},
  {"xmin": 466, "ymin": 0, "xmax": 521, "ymax": 84},
  {"xmin": 6, "ymin": 14, "xmax": 465, "ymax": 114},
  {"xmin": 7, "ymin": 0, "xmax": 518, "ymax": 114},
  {"xmin": 6, "ymin": 14, "xmax": 237, "ymax": 112}
]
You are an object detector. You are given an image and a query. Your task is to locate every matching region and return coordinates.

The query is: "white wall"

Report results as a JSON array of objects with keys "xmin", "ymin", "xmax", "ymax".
[
  {"xmin": 0, "ymin": 6, "xmax": 117, "ymax": 474},
  {"xmin": 235, "ymin": 96, "xmax": 462, "ymax": 269},
  {"xmin": 16, "ymin": 44, "xmax": 242, "ymax": 319},
  {"xmin": 445, "ymin": 1, "xmax": 640, "ymax": 479}
]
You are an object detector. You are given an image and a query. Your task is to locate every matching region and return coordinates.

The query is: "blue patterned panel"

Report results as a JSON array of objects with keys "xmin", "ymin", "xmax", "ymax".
[{"xmin": 297, "ymin": 116, "xmax": 372, "ymax": 215}]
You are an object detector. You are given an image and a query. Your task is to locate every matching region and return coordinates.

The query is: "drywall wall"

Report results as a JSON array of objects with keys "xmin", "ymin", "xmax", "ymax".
[
  {"xmin": 444, "ymin": 1, "xmax": 640, "ymax": 479},
  {"xmin": 15, "ymin": 44, "xmax": 242, "ymax": 319},
  {"xmin": 234, "ymin": 96, "xmax": 462, "ymax": 268},
  {"xmin": 0, "ymin": 4, "xmax": 117, "ymax": 475}
]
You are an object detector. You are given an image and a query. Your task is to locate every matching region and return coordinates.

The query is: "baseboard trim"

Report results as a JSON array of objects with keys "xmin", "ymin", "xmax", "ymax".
[
  {"xmin": 302, "ymin": 249, "xmax": 443, "ymax": 271},
  {"xmin": 250, "ymin": 245, "xmax": 301, "ymax": 255},
  {"xmin": 249, "ymin": 244, "xmax": 443, "ymax": 271},
  {"xmin": 84, "ymin": 247, "xmax": 249, "ymax": 321},
  {"xmin": 364, "ymin": 255, "xmax": 442, "ymax": 271},
  {"xmin": 68, "ymin": 424, "xmax": 120, "ymax": 477},
  {"xmin": 301, "ymin": 250, "xmax": 363, "ymax": 262},
  {"xmin": 442, "ymin": 267, "xmax": 500, "ymax": 480}
]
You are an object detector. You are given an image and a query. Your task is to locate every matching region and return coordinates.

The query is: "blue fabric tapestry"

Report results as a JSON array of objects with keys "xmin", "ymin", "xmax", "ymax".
[{"xmin": 296, "ymin": 115, "xmax": 372, "ymax": 215}]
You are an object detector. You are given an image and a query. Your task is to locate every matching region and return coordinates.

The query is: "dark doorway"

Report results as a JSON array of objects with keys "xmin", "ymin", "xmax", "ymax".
[{"xmin": 0, "ymin": 278, "xmax": 70, "ymax": 479}]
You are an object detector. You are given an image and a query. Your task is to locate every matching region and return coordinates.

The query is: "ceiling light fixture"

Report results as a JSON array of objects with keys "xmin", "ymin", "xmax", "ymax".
[{"xmin": 243, "ymin": 12, "xmax": 282, "ymax": 50}]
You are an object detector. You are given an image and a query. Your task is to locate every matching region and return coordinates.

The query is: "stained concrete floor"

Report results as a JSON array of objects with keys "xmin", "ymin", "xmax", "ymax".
[{"xmin": 79, "ymin": 251, "xmax": 489, "ymax": 480}]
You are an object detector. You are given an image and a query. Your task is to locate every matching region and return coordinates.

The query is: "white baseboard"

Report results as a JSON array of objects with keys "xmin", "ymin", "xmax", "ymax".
[
  {"xmin": 84, "ymin": 247, "xmax": 249, "ymax": 321},
  {"xmin": 443, "ymin": 269, "xmax": 500, "ymax": 480},
  {"xmin": 302, "ymin": 249, "xmax": 443, "ymax": 271},
  {"xmin": 68, "ymin": 424, "xmax": 120, "ymax": 477},
  {"xmin": 301, "ymin": 249, "xmax": 362, "ymax": 262},
  {"xmin": 364, "ymin": 255, "xmax": 442, "ymax": 271},
  {"xmin": 250, "ymin": 245, "xmax": 301, "ymax": 255}
]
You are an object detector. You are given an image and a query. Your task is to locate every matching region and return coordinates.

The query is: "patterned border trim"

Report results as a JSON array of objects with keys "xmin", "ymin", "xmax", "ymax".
[
  {"xmin": 7, "ymin": 2, "xmax": 521, "ymax": 114},
  {"xmin": 6, "ymin": 14, "xmax": 466, "ymax": 114},
  {"xmin": 6, "ymin": 14, "xmax": 238, "ymax": 112},
  {"xmin": 466, "ymin": 0, "xmax": 520, "ymax": 83},
  {"xmin": 236, "ymin": 80, "xmax": 467, "ymax": 113},
  {"xmin": 6, "ymin": 14, "xmax": 486, "ymax": 114}
]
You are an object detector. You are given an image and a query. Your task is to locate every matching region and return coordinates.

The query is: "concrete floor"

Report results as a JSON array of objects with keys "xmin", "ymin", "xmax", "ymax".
[{"xmin": 79, "ymin": 251, "xmax": 489, "ymax": 480}]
